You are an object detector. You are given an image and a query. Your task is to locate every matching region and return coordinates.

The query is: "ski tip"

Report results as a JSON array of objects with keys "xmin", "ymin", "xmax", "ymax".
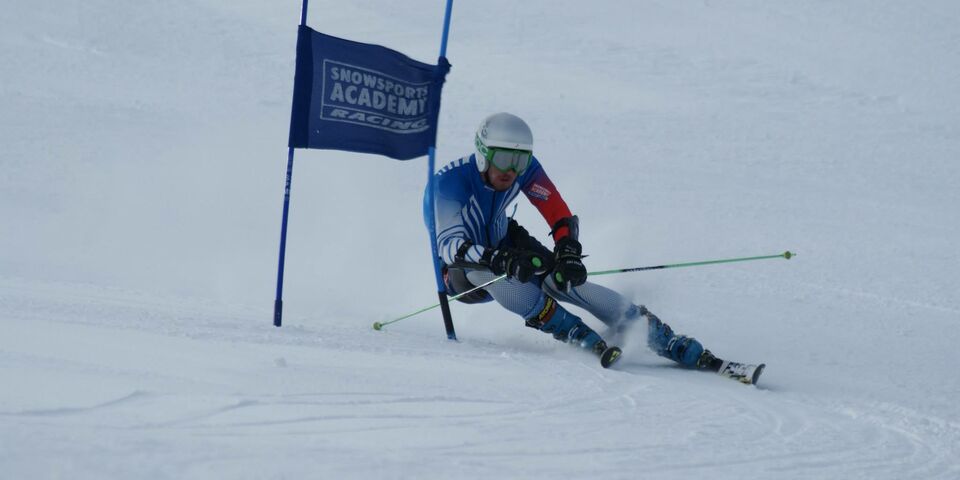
[
  {"xmin": 600, "ymin": 346, "xmax": 622, "ymax": 368},
  {"xmin": 751, "ymin": 363, "xmax": 766, "ymax": 386}
]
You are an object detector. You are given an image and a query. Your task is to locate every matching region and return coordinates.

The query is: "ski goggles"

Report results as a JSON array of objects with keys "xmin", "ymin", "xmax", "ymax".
[{"xmin": 485, "ymin": 147, "xmax": 532, "ymax": 174}]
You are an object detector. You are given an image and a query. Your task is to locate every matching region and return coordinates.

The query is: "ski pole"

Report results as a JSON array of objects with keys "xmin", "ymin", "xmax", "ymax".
[
  {"xmin": 587, "ymin": 251, "xmax": 794, "ymax": 277},
  {"xmin": 373, "ymin": 251, "xmax": 793, "ymax": 331},
  {"xmin": 373, "ymin": 274, "xmax": 507, "ymax": 331}
]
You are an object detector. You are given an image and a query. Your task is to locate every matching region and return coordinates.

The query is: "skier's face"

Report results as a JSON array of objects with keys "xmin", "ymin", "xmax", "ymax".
[{"xmin": 485, "ymin": 167, "xmax": 517, "ymax": 191}]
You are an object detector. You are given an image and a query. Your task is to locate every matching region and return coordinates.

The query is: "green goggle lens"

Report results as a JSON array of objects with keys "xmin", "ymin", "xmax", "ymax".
[{"xmin": 487, "ymin": 148, "xmax": 532, "ymax": 173}]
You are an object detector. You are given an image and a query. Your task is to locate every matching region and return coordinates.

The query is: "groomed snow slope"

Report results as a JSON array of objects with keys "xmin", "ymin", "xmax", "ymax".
[{"xmin": 2, "ymin": 1, "xmax": 959, "ymax": 478}]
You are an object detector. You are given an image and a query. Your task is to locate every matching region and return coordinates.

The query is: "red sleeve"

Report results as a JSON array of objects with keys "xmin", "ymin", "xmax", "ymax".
[{"xmin": 522, "ymin": 165, "xmax": 573, "ymax": 242}]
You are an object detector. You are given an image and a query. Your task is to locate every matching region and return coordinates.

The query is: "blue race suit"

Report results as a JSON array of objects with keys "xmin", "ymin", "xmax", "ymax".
[{"xmin": 423, "ymin": 154, "xmax": 707, "ymax": 366}]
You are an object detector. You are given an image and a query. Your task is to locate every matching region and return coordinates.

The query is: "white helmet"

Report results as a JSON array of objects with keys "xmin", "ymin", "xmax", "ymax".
[{"xmin": 474, "ymin": 112, "xmax": 534, "ymax": 172}]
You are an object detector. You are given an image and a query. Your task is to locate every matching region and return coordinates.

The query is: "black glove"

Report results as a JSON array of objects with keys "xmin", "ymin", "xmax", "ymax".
[
  {"xmin": 552, "ymin": 236, "xmax": 587, "ymax": 292},
  {"xmin": 507, "ymin": 219, "xmax": 553, "ymax": 262},
  {"xmin": 483, "ymin": 248, "xmax": 551, "ymax": 283}
]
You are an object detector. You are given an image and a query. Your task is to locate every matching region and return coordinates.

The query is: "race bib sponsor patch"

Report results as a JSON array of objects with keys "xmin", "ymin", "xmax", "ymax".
[{"xmin": 527, "ymin": 183, "xmax": 551, "ymax": 201}]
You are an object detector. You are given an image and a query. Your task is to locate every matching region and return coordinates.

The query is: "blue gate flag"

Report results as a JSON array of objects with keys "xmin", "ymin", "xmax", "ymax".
[{"xmin": 288, "ymin": 26, "xmax": 451, "ymax": 160}]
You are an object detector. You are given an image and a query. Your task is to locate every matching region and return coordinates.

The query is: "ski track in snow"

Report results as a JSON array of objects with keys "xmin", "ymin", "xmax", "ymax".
[{"xmin": 2, "ymin": 280, "xmax": 958, "ymax": 479}]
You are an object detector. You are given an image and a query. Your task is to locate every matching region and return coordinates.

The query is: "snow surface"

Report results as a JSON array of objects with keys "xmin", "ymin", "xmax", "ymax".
[{"xmin": 3, "ymin": 0, "xmax": 959, "ymax": 478}]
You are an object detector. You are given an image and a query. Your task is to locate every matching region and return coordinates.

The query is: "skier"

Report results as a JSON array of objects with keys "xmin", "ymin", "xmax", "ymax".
[{"xmin": 426, "ymin": 112, "xmax": 761, "ymax": 382}]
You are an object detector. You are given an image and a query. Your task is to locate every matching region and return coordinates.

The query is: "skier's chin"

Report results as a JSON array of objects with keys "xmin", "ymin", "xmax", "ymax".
[{"xmin": 487, "ymin": 172, "xmax": 517, "ymax": 191}]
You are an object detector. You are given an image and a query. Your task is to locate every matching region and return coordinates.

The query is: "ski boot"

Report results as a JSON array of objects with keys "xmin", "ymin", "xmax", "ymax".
[
  {"xmin": 642, "ymin": 306, "xmax": 765, "ymax": 384},
  {"xmin": 643, "ymin": 307, "xmax": 705, "ymax": 367},
  {"xmin": 527, "ymin": 296, "xmax": 621, "ymax": 368}
]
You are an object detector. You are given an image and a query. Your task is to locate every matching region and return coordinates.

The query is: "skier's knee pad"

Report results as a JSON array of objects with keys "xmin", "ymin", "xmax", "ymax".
[{"xmin": 526, "ymin": 297, "xmax": 602, "ymax": 348}]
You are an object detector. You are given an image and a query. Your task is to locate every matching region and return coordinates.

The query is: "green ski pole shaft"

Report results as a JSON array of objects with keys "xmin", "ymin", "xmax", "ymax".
[
  {"xmin": 374, "ymin": 274, "xmax": 508, "ymax": 331},
  {"xmin": 588, "ymin": 251, "xmax": 794, "ymax": 277}
]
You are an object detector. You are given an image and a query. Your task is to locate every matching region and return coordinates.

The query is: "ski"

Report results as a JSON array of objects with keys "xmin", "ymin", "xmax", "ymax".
[
  {"xmin": 714, "ymin": 360, "xmax": 765, "ymax": 385},
  {"xmin": 599, "ymin": 345, "xmax": 623, "ymax": 368},
  {"xmin": 698, "ymin": 350, "xmax": 764, "ymax": 385}
]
